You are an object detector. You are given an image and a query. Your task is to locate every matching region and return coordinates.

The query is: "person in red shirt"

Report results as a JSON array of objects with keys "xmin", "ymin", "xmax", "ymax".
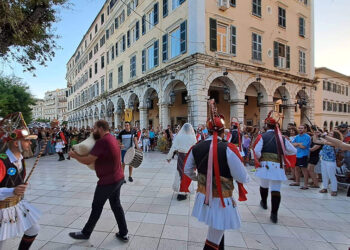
[{"xmin": 68, "ymin": 120, "xmax": 129, "ymax": 242}]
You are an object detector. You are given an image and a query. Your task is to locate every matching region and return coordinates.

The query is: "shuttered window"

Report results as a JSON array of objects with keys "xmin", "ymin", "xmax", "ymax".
[{"xmin": 209, "ymin": 18, "xmax": 217, "ymax": 51}]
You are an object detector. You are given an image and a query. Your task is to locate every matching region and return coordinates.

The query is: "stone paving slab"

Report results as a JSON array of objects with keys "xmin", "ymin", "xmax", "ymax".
[{"xmin": 4, "ymin": 152, "xmax": 349, "ymax": 250}]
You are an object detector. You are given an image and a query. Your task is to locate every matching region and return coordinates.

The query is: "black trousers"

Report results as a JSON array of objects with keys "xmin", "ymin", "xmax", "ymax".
[{"xmin": 82, "ymin": 179, "xmax": 128, "ymax": 236}]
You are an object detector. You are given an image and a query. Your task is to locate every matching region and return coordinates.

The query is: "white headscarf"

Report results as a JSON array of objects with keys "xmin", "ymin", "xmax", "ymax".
[{"xmin": 168, "ymin": 123, "xmax": 197, "ymax": 155}]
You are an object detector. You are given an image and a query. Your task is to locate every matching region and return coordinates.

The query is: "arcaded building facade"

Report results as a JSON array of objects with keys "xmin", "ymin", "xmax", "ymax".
[{"xmin": 67, "ymin": 0, "xmax": 315, "ymax": 130}]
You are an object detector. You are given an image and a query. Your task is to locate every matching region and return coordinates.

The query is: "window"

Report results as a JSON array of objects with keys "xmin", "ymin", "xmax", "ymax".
[
  {"xmin": 118, "ymin": 65, "xmax": 123, "ymax": 84},
  {"xmin": 127, "ymin": 30, "xmax": 130, "ymax": 47},
  {"xmin": 323, "ymin": 80, "xmax": 326, "ymax": 90},
  {"xmin": 230, "ymin": 0, "xmax": 236, "ymax": 7},
  {"xmin": 101, "ymin": 56, "xmax": 105, "ymax": 69},
  {"xmin": 323, "ymin": 101, "xmax": 326, "ymax": 111},
  {"xmin": 122, "ymin": 35, "xmax": 126, "ymax": 51},
  {"xmin": 107, "ymin": 51, "xmax": 109, "ymax": 64},
  {"xmin": 89, "ymin": 51, "xmax": 92, "ymax": 60},
  {"xmin": 90, "ymin": 33, "xmax": 92, "ymax": 41},
  {"xmin": 172, "ymin": 0, "xmax": 180, "ymax": 10},
  {"xmin": 333, "ymin": 83, "xmax": 336, "ymax": 93},
  {"xmin": 101, "ymin": 13, "xmax": 104, "ymax": 25},
  {"xmin": 252, "ymin": 33, "xmax": 262, "ymax": 61},
  {"xmin": 346, "ymin": 87, "xmax": 348, "ymax": 96},
  {"xmin": 170, "ymin": 27, "xmax": 181, "ymax": 58},
  {"xmin": 217, "ymin": 23, "xmax": 228, "ymax": 53},
  {"xmin": 274, "ymin": 42, "xmax": 290, "ymax": 69},
  {"xmin": 108, "ymin": 72, "xmax": 113, "ymax": 89},
  {"xmin": 341, "ymin": 86, "xmax": 344, "ymax": 95},
  {"xmin": 142, "ymin": 15, "xmax": 146, "ymax": 35},
  {"xmin": 339, "ymin": 103, "xmax": 343, "ymax": 112},
  {"xmin": 94, "ymin": 62, "xmax": 98, "ymax": 74},
  {"xmin": 299, "ymin": 17, "xmax": 305, "ymax": 37},
  {"xmin": 111, "ymin": 46, "xmax": 115, "ymax": 60},
  {"xmin": 96, "ymin": 82, "xmax": 99, "ymax": 96},
  {"xmin": 147, "ymin": 46, "xmax": 154, "ymax": 70},
  {"xmin": 95, "ymin": 24, "xmax": 98, "ymax": 34},
  {"xmin": 89, "ymin": 67, "xmax": 92, "ymax": 78},
  {"xmin": 299, "ymin": 50, "xmax": 306, "ymax": 73},
  {"xmin": 327, "ymin": 81, "xmax": 331, "ymax": 91},
  {"xmin": 344, "ymin": 104, "xmax": 347, "ymax": 113},
  {"xmin": 130, "ymin": 55, "xmax": 136, "ymax": 78},
  {"xmin": 115, "ymin": 42, "xmax": 118, "ymax": 57},
  {"xmin": 101, "ymin": 77, "xmax": 105, "ymax": 93},
  {"xmin": 142, "ymin": 49, "xmax": 146, "ymax": 72},
  {"xmin": 252, "ymin": 0, "xmax": 261, "ymax": 17},
  {"xmin": 278, "ymin": 7, "xmax": 286, "ymax": 28},
  {"xmin": 333, "ymin": 103, "xmax": 337, "ymax": 112},
  {"xmin": 209, "ymin": 18, "xmax": 217, "ymax": 51},
  {"xmin": 100, "ymin": 35, "xmax": 105, "ymax": 47},
  {"xmin": 148, "ymin": 9, "xmax": 155, "ymax": 30}
]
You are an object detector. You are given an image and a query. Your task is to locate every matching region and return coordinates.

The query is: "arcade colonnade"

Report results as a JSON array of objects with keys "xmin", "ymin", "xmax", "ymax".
[{"xmin": 68, "ymin": 64, "xmax": 314, "ymax": 130}]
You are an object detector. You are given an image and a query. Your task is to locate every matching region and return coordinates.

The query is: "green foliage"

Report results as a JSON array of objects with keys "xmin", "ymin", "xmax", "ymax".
[
  {"xmin": 0, "ymin": 0, "xmax": 68, "ymax": 74},
  {"xmin": 0, "ymin": 75, "xmax": 36, "ymax": 123},
  {"xmin": 35, "ymin": 118, "xmax": 50, "ymax": 123}
]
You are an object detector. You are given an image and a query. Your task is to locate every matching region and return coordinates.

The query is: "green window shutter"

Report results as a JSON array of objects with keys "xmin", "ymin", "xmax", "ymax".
[{"xmin": 209, "ymin": 18, "xmax": 217, "ymax": 51}]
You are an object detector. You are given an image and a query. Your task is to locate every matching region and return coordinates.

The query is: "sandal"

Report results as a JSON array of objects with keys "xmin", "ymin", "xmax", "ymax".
[
  {"xmin": 319, "ymin": 189, "xmax": 328, "ymax": 193},
  {"xmin": 331, "ymin": 191, "xmax": 337, "ymax": 196},
  {"xmin": 300, "ymin": 187, "xmax": 309, "ymax": 190},
  {"xmin": 289, "ymin": 183, "xmax": 300, "ymax": 186}
]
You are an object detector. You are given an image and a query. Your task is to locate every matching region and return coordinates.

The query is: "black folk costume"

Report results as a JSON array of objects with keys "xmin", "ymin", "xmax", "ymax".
[
  {"xmin": 184, "ymin": 100, "xmax": 249, "ymax": 250},
  {"xmin": 253, "ymin": 116, "xmax": 297, "ymax": 223},
  {"xmin": 0, "ymin": 122, "xmax": 41, "ymax": 250}
]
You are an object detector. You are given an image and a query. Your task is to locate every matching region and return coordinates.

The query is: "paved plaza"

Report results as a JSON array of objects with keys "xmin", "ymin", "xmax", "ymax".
[{"xmin": 2, "ymin": 152, "xmax": 350, "ymax": 250}]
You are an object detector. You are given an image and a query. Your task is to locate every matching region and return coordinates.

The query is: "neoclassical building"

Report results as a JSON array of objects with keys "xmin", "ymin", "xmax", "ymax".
[{"xmin": 66, "ymin": 0, "xmax": 315, "ymax": 130}]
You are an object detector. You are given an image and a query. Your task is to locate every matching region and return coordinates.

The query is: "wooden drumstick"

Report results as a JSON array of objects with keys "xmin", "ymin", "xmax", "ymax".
[{"xmin": 25, "ymin": 139, "xmax": 48, "ymax": 184}]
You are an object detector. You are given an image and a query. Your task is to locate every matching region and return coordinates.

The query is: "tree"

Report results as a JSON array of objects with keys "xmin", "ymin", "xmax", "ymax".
[
  {"xmin": 0, "ymin": 0, "xmax": 68, "ymax": 73},
  {"xmin": 0, "ymin": 75, "xmax": 36, "ymax": 123}
]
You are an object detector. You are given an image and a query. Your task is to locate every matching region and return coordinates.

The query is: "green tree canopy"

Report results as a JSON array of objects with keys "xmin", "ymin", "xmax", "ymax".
[
  {"xmin": 0, "ymin": 0, "xmax": 68, "ymax": 73},
  {"xmin": 0, "ymin": 75, "xmax": 36, "ymax": 123}
]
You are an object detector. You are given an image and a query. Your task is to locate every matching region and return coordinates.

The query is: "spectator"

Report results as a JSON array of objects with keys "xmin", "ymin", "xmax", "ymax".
[
  {"xmin": 290, "ymin": 124, "xmax": 311, "ymax": 189},
  {"xmin": 319, "ymin": 131, "xmax": 343, "ymax": 196},
  {"xmin": 308, "ymin": 129, "xmax": 323, "ymax": 188},
  {"xmin": 149, "ymin": 128, "xmax": 156, "ymax": 151}
]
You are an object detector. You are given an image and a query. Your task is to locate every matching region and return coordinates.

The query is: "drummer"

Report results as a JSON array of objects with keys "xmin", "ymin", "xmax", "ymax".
[{"xmin": 118, "ymin": 122, "xmax": 140, "ymax": 183}]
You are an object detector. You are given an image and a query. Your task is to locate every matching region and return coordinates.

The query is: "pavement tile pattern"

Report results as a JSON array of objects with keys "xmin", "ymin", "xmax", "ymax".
[{"xmin": 3, "ymin": 152, "xmax": 350, "ymax": 250}]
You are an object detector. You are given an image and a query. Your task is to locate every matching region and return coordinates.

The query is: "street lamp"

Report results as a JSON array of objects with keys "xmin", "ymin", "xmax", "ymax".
[
  {"xmin": 223, "ymin": 87, "xmax": 230, "ymax": 101},
  {"xmin": 257, "ymin": 92, "xmax": 264, "ymax": 106},
  {"xmin": 146, "ymin": 98, "xmax": 152, "ymax": 109},
  {"xmin": 170, "ymin": 91, "xmax": 176, "ymax": 105}
]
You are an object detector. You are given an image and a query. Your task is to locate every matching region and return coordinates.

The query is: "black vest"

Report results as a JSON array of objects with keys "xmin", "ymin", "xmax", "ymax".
[
  {"xmin": 0, "ymin": 157, "xmax": 26, "ymax": 188},
  {"xmin": 261, "ymin": 131, "xmax": 286, "ymax": 154},
  {"xmin": 230, "ymin": 130, "xmax": 239, "ymax": 144},
  {"xmin": 192, "ymin": 139, "xmax": 232, "ymax": 178}
]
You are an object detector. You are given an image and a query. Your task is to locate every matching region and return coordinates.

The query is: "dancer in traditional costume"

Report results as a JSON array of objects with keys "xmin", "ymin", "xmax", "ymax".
[
  {"xmin": 184, "ymin": 100, "xmax": 249, "ymax": 250},
  {"xmin": 0, "ymin": 113, "xmax": 41, "ymax": 250},
  {"xmin": 253, "ymin": 113, "xmax": 297, "ymax": 223},
  {"xmin": 167, "ymin": 123, "xmax": 197, "ymax": 201}
]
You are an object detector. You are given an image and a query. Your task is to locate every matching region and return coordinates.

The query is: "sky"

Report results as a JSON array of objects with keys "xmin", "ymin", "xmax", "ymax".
[{"xmin": 1, "ymin": 0, "xmax": 349, "ymax": 99}]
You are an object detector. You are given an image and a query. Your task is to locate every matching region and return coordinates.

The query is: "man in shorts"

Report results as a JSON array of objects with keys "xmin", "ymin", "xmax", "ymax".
[
  {"xmin": 290, "ymin": 124, "xmax": 311, "ymax": 189},
  {"xmin": 118, "ymin": 122, "xmax": 139, "ymax": 182}
]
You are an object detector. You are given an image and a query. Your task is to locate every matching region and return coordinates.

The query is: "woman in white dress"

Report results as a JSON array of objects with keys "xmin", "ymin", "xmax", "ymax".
[{"xmin": 167, "ymin": 123, "xmax": 197, "ymax": 201}]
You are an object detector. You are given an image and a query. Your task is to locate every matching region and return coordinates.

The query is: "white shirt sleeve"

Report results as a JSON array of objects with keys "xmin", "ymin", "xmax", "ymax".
[
  {"xmin": 0, "ymin": 188, "xmax": 15, "ymax": 201},
  {"xmin": 254, "ymin": 137, "xmax": 263, "ymax": 159},
  {"xmin": 226, "ymin": 148, "xmax": 250, "ymax": 184},
  {"xmin": 284, "ymin": 139, "xmax": 297, "ymax": 155},
  {"xmin": 166, "ymin": 145, "xmax": 176, "ymax": 161},
  {"xmin": 184, "ymin": 150, "xmax": 197, "ymax": 181}
]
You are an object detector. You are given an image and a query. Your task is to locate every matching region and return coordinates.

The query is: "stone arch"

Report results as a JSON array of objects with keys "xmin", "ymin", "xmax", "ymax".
[
  {"xmin": 323, "ymin": 121, "xmax": 328, "ymax": 130},
  {"xmin": 94, "ymin": 106, "xmax": 99, "ymax": 119},
  {"xmin": 205, "ymin": 70, "xmax": 240, "ymax": 98},
  {"xmin": 336, "ymin": 121, "xmax": 339, "ymax": 127}
]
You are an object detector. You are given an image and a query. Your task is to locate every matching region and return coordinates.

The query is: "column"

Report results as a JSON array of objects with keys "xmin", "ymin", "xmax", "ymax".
[
  {"xmin": 114, "ymin": 112, "xmax": 120, "ymax": 128},
  {"xmin": 301, "ymin": 106, "xmax": 312, "ymax": 125},
  {"xmin": 229, "ymin": 99, "xmax": 245, "ymax": 124},
  {"xmin": 282, "ymin": 104, "xmax": 295, "ymax": 129},
  {"xmin": 159, "ymin": 103, "xmax": 170, "ymax": 130},
  {"xmin": 139, "ymin": 107, "xmax": 148, "ymax": 130},
  {"xmin": 259, "ymin": 102, "xmax": 275, "ymax": 128}
]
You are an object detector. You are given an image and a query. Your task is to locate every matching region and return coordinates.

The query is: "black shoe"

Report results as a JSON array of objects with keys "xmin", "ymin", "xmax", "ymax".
[
  {"xmin": 116, "ymin": 232, "xmax": 129, "ymax": 242},
  {"xmin": 260, "ymin": 200, "xmax": 267, "ymax": 210},
  {"xmin": 69, "ymin": 231, "xmax": 89, "ymax": 240},
  {"xmin": 123, "ymin": 179, "xmax": 127, "ymax": 184},
  {"xmin": 270, "ymin": 213, "xmax": 278, "ymax": 223},
  {"xmin": 128, "ymin": 176, "xmax": 133, "ymax": 182},
  {"xmin": 177, "ymin": 194, "xmax": 187, "ymax": 201}
]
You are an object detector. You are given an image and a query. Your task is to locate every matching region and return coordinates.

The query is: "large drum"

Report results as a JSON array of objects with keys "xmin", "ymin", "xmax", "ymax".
[
  {"xmin": 72, "ymin": 134, "xmax": 96, "ymax": 170},
  {"xmin": 124, "ymin": 147, "xmax": 143, "ymax": 168}
]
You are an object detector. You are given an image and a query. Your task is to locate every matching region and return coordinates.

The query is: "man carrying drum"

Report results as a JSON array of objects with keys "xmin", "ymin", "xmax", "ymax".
[{"xmin": 118, "ymin": 122, "xmax": 140, "ymax": 183}]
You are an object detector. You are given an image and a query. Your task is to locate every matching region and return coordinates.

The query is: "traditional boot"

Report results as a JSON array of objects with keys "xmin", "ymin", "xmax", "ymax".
[
  {"xmin": 18, "ymin": 234, "xmax": 37, "ymax": 250},
  {"xmin": 270, "ymin": 191, "xmax": 281, "ymax": 223},
  {"xmin": 203, "ymin": 239, "xmax": 219, "ymax": 250},
  {"xmin": 259, "ymin": 187, "xmax": 268, "ymax": 209}
]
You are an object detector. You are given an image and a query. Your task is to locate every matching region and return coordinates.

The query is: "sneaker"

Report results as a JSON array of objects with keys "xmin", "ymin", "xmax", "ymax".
[
  {"xmin": 116, "ymin": 232, "xmax": 129, "ymax": 242},
  {"xmin": 68, "ymin": 231, "xmax": 89, "ymax": 240},
  {"xmin": 128, "ymin": 176, "xmax": 133, "ymax": 182}
]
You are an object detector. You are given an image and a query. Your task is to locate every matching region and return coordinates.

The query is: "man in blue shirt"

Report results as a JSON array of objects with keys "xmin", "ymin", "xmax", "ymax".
[{"xmin": 290, "ymin": 124, "xmax": 311, "ymax": 189}]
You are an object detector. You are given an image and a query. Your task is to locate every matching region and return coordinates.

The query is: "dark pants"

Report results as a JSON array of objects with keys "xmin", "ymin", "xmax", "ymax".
[{"xmin": 82, "ymin": 179, "xmax": 128, "ymax": 237}]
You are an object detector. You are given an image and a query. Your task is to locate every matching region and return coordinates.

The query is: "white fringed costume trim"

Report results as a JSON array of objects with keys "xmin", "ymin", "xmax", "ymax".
[
  {"xmin": 191, "ymin": 193, "xmax": 241, "ymax": 230},
  {"xmin": 172, "ymin": 171, "xmax": 194, "ymax": 194},
  {"xmin": 0, "ymin": 200, "xmax": 41, "ymax": 241},
  {"xmin": 255, "ymin": 161, "xmax": 287, "ymax": 181}
]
